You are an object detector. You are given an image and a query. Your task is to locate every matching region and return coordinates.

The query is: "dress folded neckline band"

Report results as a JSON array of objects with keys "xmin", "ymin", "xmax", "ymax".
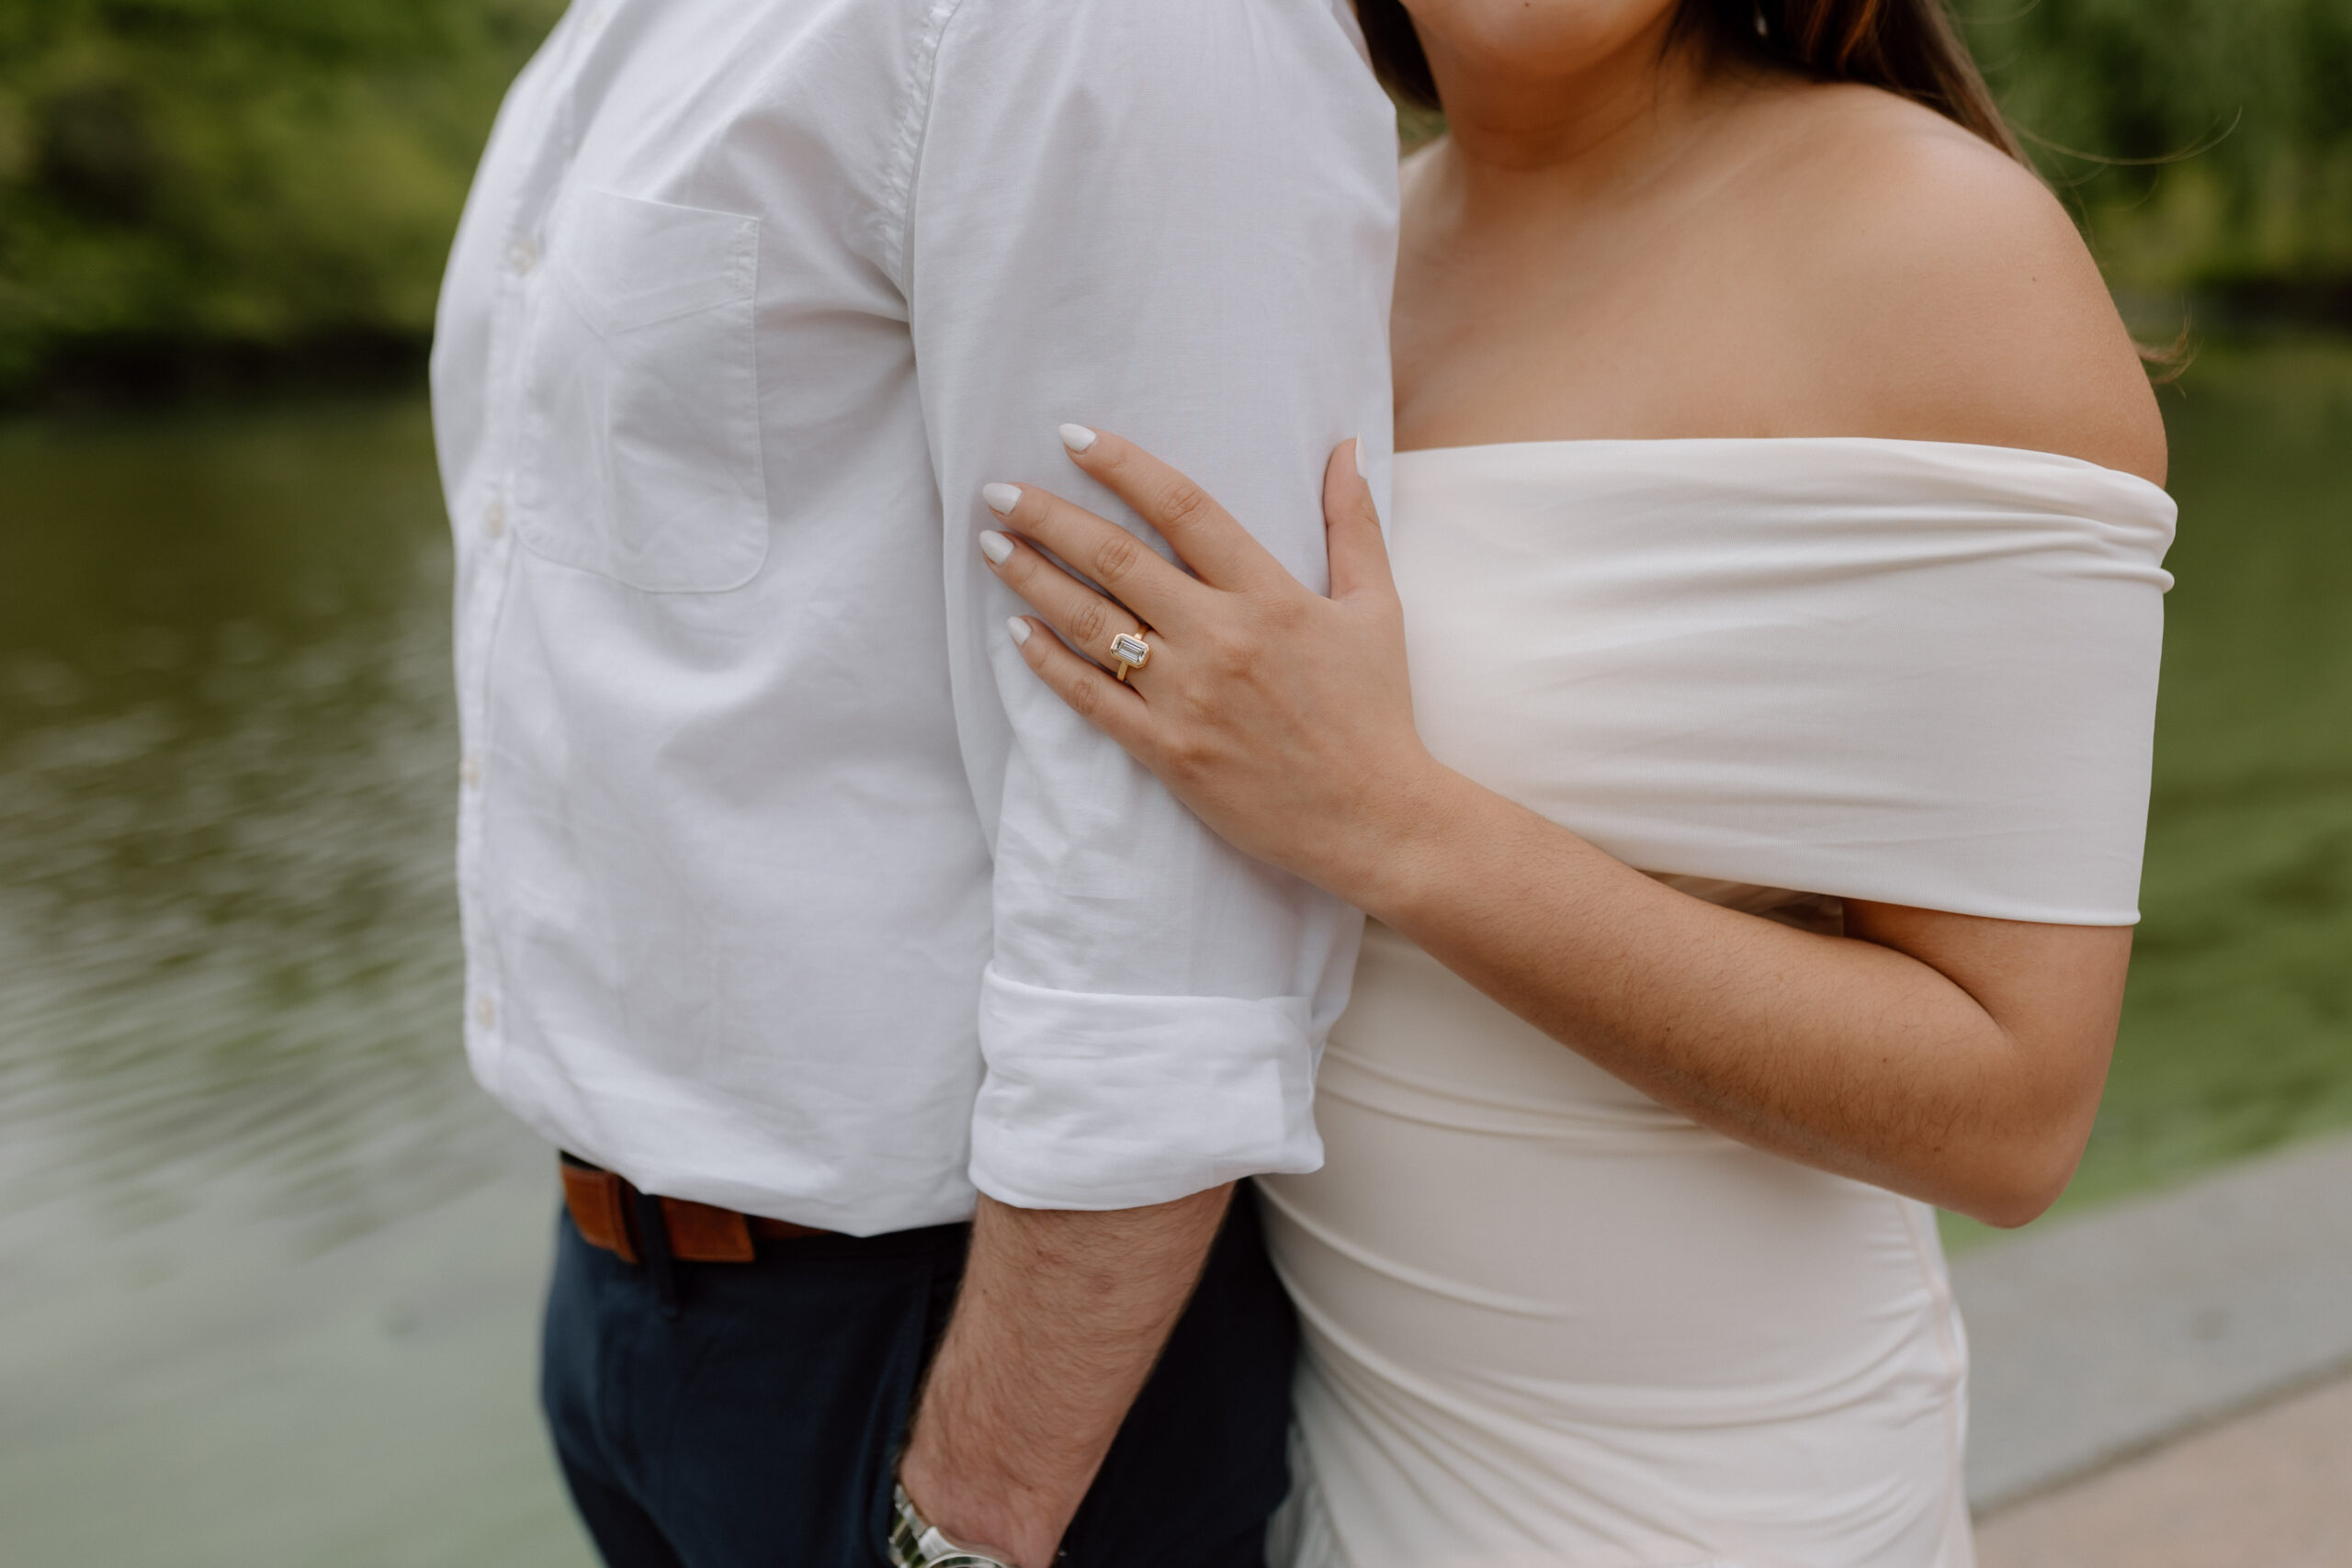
[
  {"xmin": 1395, "ymin": 434, "xmax": 2172, "ymax": 501},
  {"xmin": 1381, "ymin": 437, "xmax": 2177, "ymax": 925}
]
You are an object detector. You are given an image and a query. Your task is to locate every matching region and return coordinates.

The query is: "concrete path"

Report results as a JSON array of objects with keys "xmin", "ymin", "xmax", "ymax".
[
  {"xmin": 1952, "ymin": 1131, "xmax": 2352, "ymax": 1512},
  {"xmin": 1976, "ymin": 1371, "xmax": 2352, "ymax": 1568}
]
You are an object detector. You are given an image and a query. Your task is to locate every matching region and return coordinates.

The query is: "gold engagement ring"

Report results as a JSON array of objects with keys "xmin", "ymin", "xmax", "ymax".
[{"xmin": 1109, "ymin": 630, "xmax": 1151, "ymax": 682}]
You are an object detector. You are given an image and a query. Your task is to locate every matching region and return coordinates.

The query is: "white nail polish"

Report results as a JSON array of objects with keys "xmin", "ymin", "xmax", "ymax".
[
  {"xmin": 1006, "ymin": 616, "xmax": 1032, "ymax": 646},
  {"xmin": 1058, "ymin": 423, "xmax": 1098, "ymax": 454},
  {"xmin": 978, "ymin": 530, "xmax": 1014, "ymax": 565},
  {"xmin": 982, "ymin": 482, "xmax": 1021, "ymax": 515},
  {"xmin": 1354, "ymin": 436, "xmax": 1369, "ymax": 480}
]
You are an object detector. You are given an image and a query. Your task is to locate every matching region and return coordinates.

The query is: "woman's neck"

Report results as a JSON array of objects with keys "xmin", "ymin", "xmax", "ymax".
[{"xmin": 1419, "ymin": 23, "xmax": 1748, "ymax": 221}]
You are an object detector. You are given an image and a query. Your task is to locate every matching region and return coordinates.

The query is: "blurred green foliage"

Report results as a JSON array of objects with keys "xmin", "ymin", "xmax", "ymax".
[
  {"xmin": 1969, "ymin": 0, "xmax": 2352, "ymax": 303},
  {"xmin": 0, "ymin": 0, "xmax": 563, "ymax": 396},
  {"xmin": 2, "ymin": 0, "xmax": 2350, "ymax": 396}
]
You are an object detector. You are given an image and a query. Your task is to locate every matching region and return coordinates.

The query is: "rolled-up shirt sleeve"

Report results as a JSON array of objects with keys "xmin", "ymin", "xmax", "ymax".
[{"xmin": 902, "ymin": 0, "xmax": 1398, "ymax": 1210}]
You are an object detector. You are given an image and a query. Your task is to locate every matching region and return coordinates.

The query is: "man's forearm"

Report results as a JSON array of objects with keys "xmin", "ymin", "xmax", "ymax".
[{"xmin": 898, "ymin": 1184, "xmax": 1236, "ymax": 1567}]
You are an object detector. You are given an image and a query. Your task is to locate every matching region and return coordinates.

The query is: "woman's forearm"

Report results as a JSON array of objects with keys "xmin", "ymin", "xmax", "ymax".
[{"xmin": 1344, "ymin": 763, "xmax": 2121, "ymax": 1225}]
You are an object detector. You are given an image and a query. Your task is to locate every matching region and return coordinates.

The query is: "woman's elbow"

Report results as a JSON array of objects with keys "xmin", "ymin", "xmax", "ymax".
[
  {"xmin": 1945, "ymin": 1108, "xmax": 2097, "ymax": 1230},
  {"xmin": 1945, "ymin": 1010, "xmax": 2117, "ymax": 1229},
  {"xmin": 1958, "ymin": 1168, "xmax": 2071, "ymax": 1230}
]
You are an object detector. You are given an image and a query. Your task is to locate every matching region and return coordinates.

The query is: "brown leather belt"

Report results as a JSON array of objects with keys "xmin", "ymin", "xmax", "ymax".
[{"xmin": 560, "ymin": 1156, "xmax": 832, "ymax": 1264}]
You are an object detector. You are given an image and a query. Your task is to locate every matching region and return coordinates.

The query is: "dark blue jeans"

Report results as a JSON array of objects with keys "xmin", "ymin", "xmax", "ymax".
[{"xmin": 541, "ymin": 1185, "xmax": 1298, "ymax": 1568}]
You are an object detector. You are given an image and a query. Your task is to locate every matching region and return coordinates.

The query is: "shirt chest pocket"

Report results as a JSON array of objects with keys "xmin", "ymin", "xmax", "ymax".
[{"xmin": 515, "ymin": 188, "xmax": 768, "ymax": 592}]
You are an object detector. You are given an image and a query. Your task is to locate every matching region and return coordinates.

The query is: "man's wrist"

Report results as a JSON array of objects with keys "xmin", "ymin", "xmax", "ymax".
[
  {"xmin": 889, "ymin": 1480, "xmax": 1023, "ymax": 1568},
  {"xmin": 895, "ymin": 1190, "xmax": 1231, "ymax": 1568},
  {"xmin": 894, "ymin": 1445, "xmax": 1061, "ymax": 1568}
]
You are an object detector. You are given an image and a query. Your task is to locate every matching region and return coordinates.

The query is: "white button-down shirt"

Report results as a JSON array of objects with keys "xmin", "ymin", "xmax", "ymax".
[{"xmin": 431, "ymin": 0, "xmax": 1398, "ymax": 1234}]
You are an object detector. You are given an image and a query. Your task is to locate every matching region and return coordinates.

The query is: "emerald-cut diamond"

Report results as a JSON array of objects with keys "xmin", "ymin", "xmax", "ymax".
[{"xmin": 1110, "ymin": 632, "xmax": 1149, "ymax": 667}]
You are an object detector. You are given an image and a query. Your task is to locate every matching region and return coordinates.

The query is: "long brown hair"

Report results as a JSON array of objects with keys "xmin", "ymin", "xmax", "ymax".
[{"xmin": 1358, "ymin": 0, "xmax": 2023, "ymax": 161}]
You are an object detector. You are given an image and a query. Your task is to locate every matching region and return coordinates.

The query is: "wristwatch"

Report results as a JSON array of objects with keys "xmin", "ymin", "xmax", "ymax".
[{"xmin": 888, "ymin": 1483, "xmax": 1018, "ymax": 1568}]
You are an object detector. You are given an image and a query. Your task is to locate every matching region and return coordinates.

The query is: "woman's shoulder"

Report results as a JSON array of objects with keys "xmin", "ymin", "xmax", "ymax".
[{"xmin": 1747, "ymin": 83, "xmax": 2167, "ymax": 486}]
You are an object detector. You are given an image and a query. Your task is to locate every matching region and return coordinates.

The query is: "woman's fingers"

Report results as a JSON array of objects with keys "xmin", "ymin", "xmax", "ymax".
[
  {"xmin": 1006, "ymin": 616, "xmax": 1156, "ymax": 750},
  {"xmin": 1057, "ymin": 426, "xmax": 1283, "ymax": 592},
  {"xmin": 979, "ymin": 523, "xmax": 1152, "ymax": 677},
  {"xmin": 981, "ymin": 480, "xmax": 1202, "ymax": 632},
  {"xmin": 1322, "ymin": 438, "xmax": 1400, "ymax": 607}
]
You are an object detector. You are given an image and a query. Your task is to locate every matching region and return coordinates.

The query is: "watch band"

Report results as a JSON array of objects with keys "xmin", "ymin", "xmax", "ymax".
[{"xmin": 888, "ymin": 1483, "xmax": 1017, "ymax": 1568}]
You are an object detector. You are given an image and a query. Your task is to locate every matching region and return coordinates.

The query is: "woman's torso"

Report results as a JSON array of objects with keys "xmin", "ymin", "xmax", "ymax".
[
  {"xmin": 1266, "ymin": 440, "xmax": 2173, "ymax": 1568},
  {"xmin": 1265, "ymin": 914, "xmax": 1973, "ymax": 1568}
]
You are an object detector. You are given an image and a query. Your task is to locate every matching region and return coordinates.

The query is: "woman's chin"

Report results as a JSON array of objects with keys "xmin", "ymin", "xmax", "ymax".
[{"xmin": 1412, "ymin": 0, "xmax": 1683, "ymax": 80}]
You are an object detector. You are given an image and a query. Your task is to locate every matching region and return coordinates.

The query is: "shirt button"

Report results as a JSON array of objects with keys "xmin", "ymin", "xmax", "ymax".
[
  {"xmin": 483, "ymin": 500, "xmax": 506, "ymax": 539},
  {"xmin": 509, "ymin": 239, "xmax": 538, "ymax": 275},
  {"xmin": 460, "ymin": 754, "xmax": 481, "ymax": 788},
  {"xmin": 475, "ymin": 996, "xmax": 497, "ymax": 1029}
]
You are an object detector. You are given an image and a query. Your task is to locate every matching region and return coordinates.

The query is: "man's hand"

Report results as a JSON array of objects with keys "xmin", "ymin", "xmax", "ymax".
[{"xmin": 896, "ymin": 1184, "xmax": 1236, "ymax": 1567}]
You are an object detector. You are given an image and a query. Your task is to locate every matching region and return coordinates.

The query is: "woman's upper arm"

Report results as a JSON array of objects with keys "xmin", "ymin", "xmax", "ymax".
[{"xmin": 1794, "ymin": 117, "xmax": 2154, "ymax": 1068}]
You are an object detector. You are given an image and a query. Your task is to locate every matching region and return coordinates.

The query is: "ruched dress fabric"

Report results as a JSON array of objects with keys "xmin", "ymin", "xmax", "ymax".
[{"xmin": 1264, "ymin": 440, "xmax": 2177, "ymax": 1568}]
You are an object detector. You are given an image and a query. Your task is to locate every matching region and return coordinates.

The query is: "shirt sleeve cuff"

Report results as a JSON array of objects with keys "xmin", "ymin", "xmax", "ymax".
[{"xmin": 968, "ymin": 966, "xmax": 1325, "ymax": 1211}]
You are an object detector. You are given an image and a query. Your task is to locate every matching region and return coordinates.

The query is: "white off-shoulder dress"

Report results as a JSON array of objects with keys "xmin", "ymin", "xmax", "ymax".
[{"xmin": 1265, "ymin": 440, "xmax": 2177, "ymax": 1568}]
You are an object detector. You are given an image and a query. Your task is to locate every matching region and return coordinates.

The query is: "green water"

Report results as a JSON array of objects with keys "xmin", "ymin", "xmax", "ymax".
[
  {"xmin": 0, "ymin": 344, "xmax": 2346, "ymax": 1561},
  {"xmin": 0, "ymin": 396, "xmax": 479, "ymax": 1241},
  {"xmin": 0, "ymin": 396, "xmax": 590, "ymax": 1566},
  {"xmin": 2064, "ymin": 342, "xmax": 2352, "ymax": 1203}
]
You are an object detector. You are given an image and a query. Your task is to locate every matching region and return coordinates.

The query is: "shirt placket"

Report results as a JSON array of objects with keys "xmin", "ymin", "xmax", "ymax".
[{"xmin": 453, "ymin": 22, "xmax": 589, "ymax": 1081}]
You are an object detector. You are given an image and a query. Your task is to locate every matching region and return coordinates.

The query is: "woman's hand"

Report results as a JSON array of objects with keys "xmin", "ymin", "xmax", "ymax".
[{"xmin": 978, "ymin": 427, "xmax": 1449, "ymax": 907}]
